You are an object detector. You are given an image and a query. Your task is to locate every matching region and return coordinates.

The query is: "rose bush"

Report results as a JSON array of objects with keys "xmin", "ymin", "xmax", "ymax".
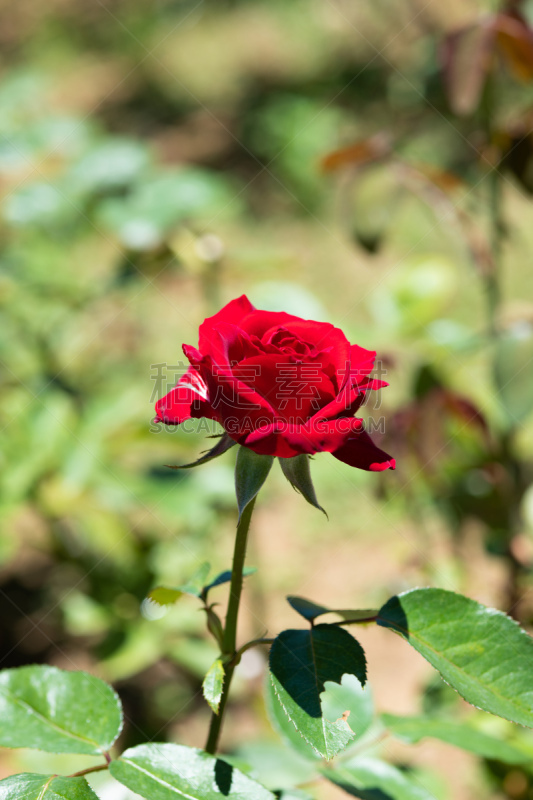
[{"xmin": 155, "ymin": 295, "xmax": 395, "ymax": 471}]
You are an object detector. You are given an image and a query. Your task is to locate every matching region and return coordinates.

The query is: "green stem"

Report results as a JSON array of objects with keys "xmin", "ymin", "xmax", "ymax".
[
  {"xmin": 69, "ymin": 763, "xmax": 109, "ymax": 778},
  {"xmin": 205, "ymin": 497, "xmax": 257, "ymax": 754}
]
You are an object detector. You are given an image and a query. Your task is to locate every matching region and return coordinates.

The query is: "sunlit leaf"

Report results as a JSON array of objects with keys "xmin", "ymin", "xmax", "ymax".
[
  {"xmin": 323, "ymin": 756, "xmax": 436, "ymax": 800},
  {"xmin": 322, "ymin": 674, "xmax": 375, "ymax": 741},
  {"xmin": 203, "ymin": 659, "xmax": 225, "ymax": 714},
  {"xmin": 109, "ymin": 743, "xmax": 275, "ymax": 800},
  {"xmin": 377, "ymin": 589, "xmax": 533, "ymax": 727},
  {"xmin": 0, "ymin": 774, "xmax": 100, "ymax": 800},
  {"xmin": 0, "ymin": 665, "xmax": 123, "ymax": 754},
  {"xmin": 148, "ymin": 587, "xmax": 184, "ymax": 607}
]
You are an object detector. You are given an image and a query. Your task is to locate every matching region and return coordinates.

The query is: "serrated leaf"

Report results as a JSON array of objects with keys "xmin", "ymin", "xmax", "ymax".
[
  {"xmin": 269, "ymin": 625, "xmax": 366, "ymax": 759},
  {"xmin": 264, "ymin": 677, "xmax": 321, "ymax": 761},
  {"xmin": 322, "ymin": 674, "xmax": 375, "ymax": 740},
  {"xmin": 383, "ymin": 714, "xmax": 532, "ymax": 765},
  {"xmin": 323, "ymin": 756, "xmax": 436, "ymax": 800},
  {"xmin": 204, "ymin": 566, "xmax": 257, "ymax": 595},
  {"xmin": 109, "ymin": 743, "xmax": 275, "ymax": 799},
  {"xmin": 0, "ymin": 665, "xmax": 123, "ymax": 754},
  {"xmin": 148, "ymin": 587, "xmax": 184, "ymax": 607},
  {"xmin": 203, "ymin": 659, "xmax": 225, "ymax": 714},
  {"xmin": 165, "ymin": 434, "xmax": 236, "ymax": 470},
  {"xmin": 377, "ymin": 589, "xmax": 533, "ymax": 727},
  {"xmin": 0, "ymin": 773, "xmax": 100, "ymax": 799},
  {"xmin": 279, "ymin": 455, "xmax": 326, "ymax": 515},
  {"xmin": 148, "ymin": 562, "xmax": 212, "ymax": 606},
  {"xmin": 235, "ymin": 448, "xmax": 273, "ymax": 520},
  {"xmin": 265, "ymin": 672, "xmax": 374, "ymax": 761},
  {"xmin": 287, "ymin": 596, "xmax": 378, "ymax": 624}
]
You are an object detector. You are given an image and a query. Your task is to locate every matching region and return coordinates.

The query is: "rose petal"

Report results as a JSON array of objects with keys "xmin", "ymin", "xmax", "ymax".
[
  {"xmin": 233, "ymin": 354, "xmax": 337, "ymax": 423},
  {"xmin": 155, "ymin": 366, "xmax": 217, "ymax": 424},
  {"xmin": 200, "ymin": 323, "xmax": 266, "ymax": 367},
  {"xmin": 332, "ymin": 430, "xmax": 396, "ymax": 472},
  {"xmin": 243, "ymin": 417, "xmax": 364, "ymax": 458},
  {"xmin": 201, "ymin": 357, "xmax": 277, "ymax": 437},
  {"xmin": 199, "ymin": 295, "xmax": 255, "ymax": 352},
  {"xmin": 349, "ymin": 344, "xmax": 377, "ymax": 379}
]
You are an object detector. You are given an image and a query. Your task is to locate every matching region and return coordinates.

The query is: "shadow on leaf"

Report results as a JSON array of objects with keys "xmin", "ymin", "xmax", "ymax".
[{"xmin": 214, "ymin": 759, "xmax": 234, "ymax": 796}]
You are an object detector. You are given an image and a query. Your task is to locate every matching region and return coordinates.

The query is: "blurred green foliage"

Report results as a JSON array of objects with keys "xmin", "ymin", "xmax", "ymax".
[{"xmin": 2, "ymin": 0, "xmax": 533, "ymax": 797}]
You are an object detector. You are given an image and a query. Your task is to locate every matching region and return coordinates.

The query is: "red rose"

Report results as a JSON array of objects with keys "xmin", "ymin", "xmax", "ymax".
[{"xmin": 155, "ymin": 295, "xmax": 395, "ymax": 472}]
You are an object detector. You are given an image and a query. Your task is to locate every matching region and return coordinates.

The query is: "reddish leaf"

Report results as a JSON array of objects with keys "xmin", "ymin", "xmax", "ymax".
[
  {"xmin": 441, "ymin": 20, "xmax": 496, "ymax": 115},
  {"xmin": 321, "ymin": 134, "xmax": 391, "ymax": 173},
  {"xmin": 495, "ymin": 11, "xmax": 533, "ymax": 81}
]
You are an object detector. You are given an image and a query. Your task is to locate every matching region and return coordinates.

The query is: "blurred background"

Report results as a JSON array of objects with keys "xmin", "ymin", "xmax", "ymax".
[{"xmin": 2, "ymin": 0, "xmax": 533, "ymax": 797}]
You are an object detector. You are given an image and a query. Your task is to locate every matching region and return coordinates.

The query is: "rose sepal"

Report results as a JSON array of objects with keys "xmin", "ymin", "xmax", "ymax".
[{"xmin": 279, "ymin": 454, "xmax": 327, "ymax": 516}]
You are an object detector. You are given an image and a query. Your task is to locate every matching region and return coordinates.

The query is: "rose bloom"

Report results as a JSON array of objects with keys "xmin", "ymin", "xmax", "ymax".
[{"xmin": 155, "ymin": 296, "xmax": 395, "ymax": 472}]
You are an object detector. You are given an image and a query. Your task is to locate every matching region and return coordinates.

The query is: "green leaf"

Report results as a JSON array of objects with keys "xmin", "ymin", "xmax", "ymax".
[
  {"xmin": 287, "ymin": 596, "xmax": 378, "ymax": 625},
  {"xmin": 269, "ymin": 625, "xmax": 366, "ymax": 759},
  {"xmin": 286, "ymin": 596, "xmax": 329, "ymax": 622},
  {"xmin": 279, "ymin": 455, "xmax": 326, "ymax": 515},
  {"xmin": 232, "ymin": 740, "xmax": 314, "ymax": 790},
  {"xmin": 332, "ymin": 610, "xmax": 379, "ymax": 623},
  {"xmin": 165, "ymin": 434, "xmax": 236, "ymax": 470},
  {"xmin": 323, "ymin": 757, "xmax": 436, "ymax": 800},
  {"xmin": 148, "ymin": 562, "xmax": 212, "ymax": 606},
  {"xmin": 109, "ymin": 743, "xmax": 275, "ymax": 799},
  {"xmin": 264, "ymin": 678, "xmax": 321, "ymax": 761},
  {"xmin": 383, "ymin": 713, "xmax": 532, "ymax": 765},
  {"xmin": 377, "ymin": 589, "xmax": 533, "ymax": 727},
  {"xmin": 68, "ymin": 139, "xmax": 150, "ymax": 194},
  {"xmin": 97, "ymin": 168, "xmax": 235, "ymax": 250},
  {"xmin": 322, "ymin": 674, "xmax": 375, "ymax": 741},
  {"xmin": 235, "ymin": 448, "xmax": 273, "ymax": 520},
  {"xmin": 203, "ymin": 659, "xmax": 225, "ymax": 714},
  {"xmin": 266, "ymin": 671, "xmax": 374, "ymax": 761},
  {"xmin": 204, "ymin": 566, "xmax": 257, "ymax": 595},
  {"xmin": 180, "ymin": 562, "xmax": 211, "ymax": 597},
  {"xmin": 0, "ymin": 665, "xmax": 123, "ymax": 754},
  {"xmin": 0, "ymin": 773, "xmax": 100, "ymax": 799},
  {"xmin": 148, "ymin": 587, "xmax": 183, "ymax": 607}
]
